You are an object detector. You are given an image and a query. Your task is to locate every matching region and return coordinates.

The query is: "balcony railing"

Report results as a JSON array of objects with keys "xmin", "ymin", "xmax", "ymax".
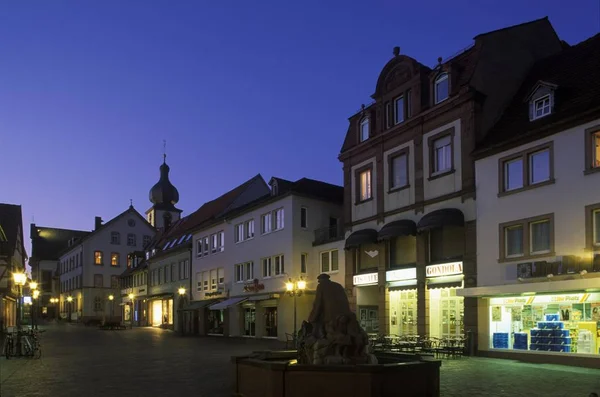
[
  {"xmin": 516, "ymin": 255, "xmax": 600, "ymax": 279},
  {"xmin": 313, "ymin": 224, "xmax": 344, "ymax": 246}
]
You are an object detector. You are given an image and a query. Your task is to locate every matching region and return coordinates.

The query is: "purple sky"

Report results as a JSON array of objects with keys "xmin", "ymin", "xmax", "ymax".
[{"xmin": 1, "ymin": 1, "xmax": 598, "ymax": 257}]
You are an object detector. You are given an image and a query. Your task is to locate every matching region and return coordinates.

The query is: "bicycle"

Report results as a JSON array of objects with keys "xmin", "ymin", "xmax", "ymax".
[
  {"xmin": 22, "ymin": 329, "xmax": 42, "ymax": 359},
  {"xmin": 2, "ymin": 332, "xmax": 14, "ymax": 359}
]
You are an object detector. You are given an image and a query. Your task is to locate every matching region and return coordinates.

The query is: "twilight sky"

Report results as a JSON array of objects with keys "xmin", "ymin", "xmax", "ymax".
[{"xmin": 1, "ymin": 1, "xmax": 598, "ymax": 257}]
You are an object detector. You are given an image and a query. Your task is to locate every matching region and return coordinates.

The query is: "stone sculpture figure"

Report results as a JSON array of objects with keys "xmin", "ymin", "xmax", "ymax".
[{"xmin": 297, "ymin": 273, "xmax": 377, "ymax": 365}]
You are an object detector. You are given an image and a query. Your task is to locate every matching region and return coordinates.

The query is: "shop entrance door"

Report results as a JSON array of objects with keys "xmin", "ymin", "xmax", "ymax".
[
  {"xmin": 244, "ymin": 308, "xmax": 256, "ymax": 336},
  {"xmin": 151, "ymin": 300, "xmax": 162, "ymax": 326},
  {"xmin": 264, "ymin": 307, "xmax": 278, "ymax": 337},
  {"xmin": 436, "ymin": 288, "xmax": 464, "ymax": 338},
  {"xmin": 389, "ymin": 290, "xmax": 418, "ymax": 336}
]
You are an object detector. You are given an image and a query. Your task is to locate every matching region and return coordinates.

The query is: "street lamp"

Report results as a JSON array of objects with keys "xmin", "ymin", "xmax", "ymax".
[
  {"xmin": 32, "ymin": 289, "xmax": 40, "ymax": 330},
  {"xmin": 285, "ymin": 277, "xmax": 306, "ymax": 348},
  {"xmin": 128, "ymin": 293, "xmax": 134, "ymax": 329},
  {"xmin": 12, "ymin": 272, "xmax": 26, "ymax": 357},
  {"xmin": 108, "ymin": 294, "xmax": 114, "ymax": 321},
  {"xmin": 67, "ymin": 296, "xmax": 73, "ymax": 322},
  {"xmin": 49, "ymin": 298, "xmax": 58, "ymax": 321}
]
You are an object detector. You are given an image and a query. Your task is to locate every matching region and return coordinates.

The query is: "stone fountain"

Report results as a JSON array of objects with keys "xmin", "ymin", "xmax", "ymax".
[{"xmin": 232, "ymin": 274, "xmax": 441, "ymax": 397}]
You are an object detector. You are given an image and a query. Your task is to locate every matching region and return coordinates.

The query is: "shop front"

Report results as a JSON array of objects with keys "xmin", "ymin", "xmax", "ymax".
[
  {"xmin": 386, "ymin": 267, "xmax": 418, "ymax": 336},
  {"xmin": 353, "ymin": 272, "xmax": 380, "ymax": 334},
  {"xmin": 148, "ymin": 295, "xmax": 174, "ymax": 328},
  {"xmin": 426, "ymin": 261, "xmax": 465, "ymax": 339}
]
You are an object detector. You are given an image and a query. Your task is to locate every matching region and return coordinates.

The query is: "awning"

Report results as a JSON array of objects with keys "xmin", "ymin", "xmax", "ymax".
[
  {"xmin": 417, "ymin": 208, "xmax": 464, "ymax": 232},
  {"xmin": 208, "ymin": 297, "xmax": 248, "ymax": 311},
  {"xmin": 345, "ymin": 229, "xmax": 378, "ymax": 250},
  {"xmin": 248, "ymin": 294, "xmax": 277, "ymax": 302},
  {"xmin": 427, "ymin": 275, "xmax": 464, "ymax": 290},
  {"xmin": 181, "ymin": 299, "xmax": 220, "ymax": 311},
  {"xmin": 378, "ymin": 220, "xmax": 417, "ymax": 240},
  {"xmin": 457, "ymin": 277, "xmax": 600, "ymax": 298},
  {"xmin": 146, "ymin": 292, "xmax": 174, "ymax": 300}
]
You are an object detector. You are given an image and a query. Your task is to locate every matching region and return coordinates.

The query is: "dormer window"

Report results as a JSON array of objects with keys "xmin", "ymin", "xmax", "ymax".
[
  {"xmin": 532, "ymin": 95, "xmax": 551, "ymax": 120},
  {"xmin": 272, "ymin": 180, "xmax": 278, "ymax": 196},
  {"xmin": 434, "ymin": 73, "xmax": 449, "ymax": 104},
  {"xmin": 359, "ymin": 118, "xmax": 370, "ymax": 142}
]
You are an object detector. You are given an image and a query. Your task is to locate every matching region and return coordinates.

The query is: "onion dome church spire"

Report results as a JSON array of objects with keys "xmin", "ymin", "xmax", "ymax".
[{"xmin": 146, "ymin": 142, "xmax": 182, "ymax": 229}]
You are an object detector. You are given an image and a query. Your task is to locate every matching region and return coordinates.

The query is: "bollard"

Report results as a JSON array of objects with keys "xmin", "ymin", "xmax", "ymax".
[{"xmin": 466, "ymin": 330, "xmax": 476, "ymax": 356}]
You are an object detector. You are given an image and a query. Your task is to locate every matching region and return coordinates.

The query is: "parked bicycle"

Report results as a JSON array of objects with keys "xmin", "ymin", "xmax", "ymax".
[{"xmin": 2, "ymin": 328, "xmax": 43, "ymax": 359}]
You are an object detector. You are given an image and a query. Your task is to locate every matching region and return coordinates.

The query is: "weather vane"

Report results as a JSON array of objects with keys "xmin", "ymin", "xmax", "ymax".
[{"xmin": 163, "ymin": 139, "xmax": 167, "ymax": 162}]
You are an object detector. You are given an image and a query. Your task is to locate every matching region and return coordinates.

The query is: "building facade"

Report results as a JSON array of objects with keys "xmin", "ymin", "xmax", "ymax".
[
  {"xmin": 29, "ymin": 225, "xmax": 90, "ymax": 320},
  {"xmin": 120, "ymin": 251, "xmax": 149, "ymax": 327},
  {"xmin": 461, "ymin": 32, "xmax": 600, "ymax": 365},
  {"xmin": 0, "ymin": 204, "xmax": 27, "ymax": 331},
  {"xmin": 192, "ymin": 177, "xmax": 345, "ymax": 341},
  {"xmin": 58, "ymin": 207, "xmax": 155, "ymax": 323},
  {"xmin": 338, "ymin": 18, "xmax": 564, "ymax": 341}
]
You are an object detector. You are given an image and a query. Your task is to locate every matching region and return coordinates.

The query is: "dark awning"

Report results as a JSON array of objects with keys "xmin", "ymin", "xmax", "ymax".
[
  {"xmin": 378, "ymin": 220, "xmax": 417, "ymax": 240},
  {"xmin": 181, "ymin": 299, "xmax": 220, "ymax": 311},
  {"xmin": 417, "ymin": 209, "xmax": 464, "ymax": 232},
  {"xmin": 344, "ymin": 229, "xmax": 378, "ymax": 250}
]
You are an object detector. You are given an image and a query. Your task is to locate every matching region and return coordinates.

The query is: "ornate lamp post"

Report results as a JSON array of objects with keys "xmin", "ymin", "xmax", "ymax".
[
  {"xmin": 12, "ymin": 272, "xmax": 26, "ymax": 357},
  {"xmin": 108, "ymin": 294, "xmax": 114, "ymax": 321},
  {"xmin": 67, "ymin": 296, "xmax": 73, "ymax": 322},
  {"xmin": 178, "ymin": 288, "xmax": 186, "ymax": 334},
  {"xmin": 285, "ymin": 277, "xmax": 306, "ymax": 348},
  {"xmin": 128, "ymin": 293, "xmax": 135, "ymax": 329}
]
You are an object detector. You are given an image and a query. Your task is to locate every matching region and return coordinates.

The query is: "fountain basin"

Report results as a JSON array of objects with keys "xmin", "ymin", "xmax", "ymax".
[{"xmin": 231, "ymin": 351, "xmax": 441, "ymax": 397}]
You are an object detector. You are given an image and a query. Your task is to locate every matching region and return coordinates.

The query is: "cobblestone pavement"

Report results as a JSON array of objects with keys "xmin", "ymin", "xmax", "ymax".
[{"xmin": 1, "ymin": 323, "xmax": 599, "ymax": 397}]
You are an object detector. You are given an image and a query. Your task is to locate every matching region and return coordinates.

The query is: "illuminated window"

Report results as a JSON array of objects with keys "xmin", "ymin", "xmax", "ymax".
[
  {"xmin": 94, "ymin": 251, "xmax": 103, "ymax": 265},
  {"xmin": 358, "ymin": 169, "xmax": 372, "ymax": 202},
  {"xmin": 110, "ymin": 253, "xmax": 119, "ymax": 266}
]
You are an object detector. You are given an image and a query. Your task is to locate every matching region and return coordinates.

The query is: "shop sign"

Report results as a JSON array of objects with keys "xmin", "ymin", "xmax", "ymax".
[
  {"xmin": 426, "ymin": 262, "xmax": 463, "ymax": 278},
  {"xmin": 386, "ymin": 268, "xmax": 417, "ymax": 282},
  {"xmin": 243, "ymin": 282, "xmax": 265, "ymax": 293},
  {"xmin": 490, "ymin": 297, "xmax": 533, "ymax": 306},
  {"xmin": 353, "ymin": 273, "xmax": 378, "ymax": 286}
]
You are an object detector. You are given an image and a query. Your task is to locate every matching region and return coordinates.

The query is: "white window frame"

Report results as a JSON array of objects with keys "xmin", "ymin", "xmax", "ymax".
[
  {"xmin": 432, "ymin": 135, "xmax": 452, "ymax": 174},
  {"xmin": 503, "ymin": 158, "xmax": 524, "ymax": 191},
  {"xmin": 532, "ymin": 94, "xmax": 551, "ymax": 120},
  {"xmin": 261, "ymin": 212, "xmax": 272, "ymax": 234},
  {"xmin": 320, "ymin": 249, "xmax": 339, "ymax": 273},
  {"xmin": 434, "ymin": 72, "xmax": 449, "ymax": 104},
  {"xmin": 528, "ymin": 149, "xmax": 551, "ymax": 185},
  {"xmin": 196, "ymin": 239, "xmax": 203, "ymax": 256},
  {"xmin": 394, "ymin": 96, "xmax": 404, "ymax": 124},
  {"xmin": 360, "ymin": 118, "xmax": 369, "ymax": 142},
  {"xmin": 273, "ymin": 254, "xmax": 285, "ymax": 276},
  {"xmin": 245, "ymin": 219, "xmax": 255, "ymax": 240},
  {"xmin": 235, "ymin": 223, "xmax": 244, "ymax": 243},
  {"xmin": 359, "ymin": 169, "xmax": 372, "ymax": 202},
  {"xmin": 390, "ymin": 152, "xmax": 408, "ymax": 190},
  {"xmin": 262, "ymin": 257, "xmax": 272, "ymax": 278},
  {"xmin": 274, "ymin": 208, "xmax": 284, "ymax": 231}
]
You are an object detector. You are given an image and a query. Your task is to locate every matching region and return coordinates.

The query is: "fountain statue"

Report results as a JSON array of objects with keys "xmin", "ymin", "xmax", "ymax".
[{"xmin": 297, "ymin": 273, "xmax": 378, "ymax": 365}]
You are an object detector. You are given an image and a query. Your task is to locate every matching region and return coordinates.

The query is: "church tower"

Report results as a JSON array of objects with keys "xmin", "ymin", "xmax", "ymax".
[{"xmin": 146, "ymin": 153, "xmax": 182, "ymax": 230}]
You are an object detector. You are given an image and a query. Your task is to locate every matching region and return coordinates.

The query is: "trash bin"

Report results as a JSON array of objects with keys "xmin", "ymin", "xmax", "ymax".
[{"xmin": 466, "ymin": 330, "xmax": 476, "ymax": 356}]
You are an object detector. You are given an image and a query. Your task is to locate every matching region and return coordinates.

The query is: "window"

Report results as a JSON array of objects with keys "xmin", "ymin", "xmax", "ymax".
[
  {"xmin": 171, "ymin": 263, "xmax": 176, "ymax": 281},
  {"xmin": 203, "ymin": 271, "xmax": 209, "ymax": 291},
  {"xmin": 246, "ymin": 219, "xmax": 255, "ymax": 239},
  {"xmin": 143, "ymin": 235, "xmax": 151, "ymax": 247},
  {"xmin": 406, "ymin": 90, "xmax": 412, "ymax": 118},
  {"xmin": 93, "ymin": 297, "xmax": 104, "ymax": 312},
  {"xmin": 164, "ymin": 266, "xmax": 169, "ymax": 283},
  {"xmin": 274, "ymin": 209, "xmax": 284, "ymax": 230},
  {"xmin": 390, "ymin": 235, "xmax": 417, "ymax": 267},
  {"xmin": 320, "ymin": 250, "xmax": 339, "ymax": 273},
  {"xmin": 389, "ymin": 151, "xmax": 408, "ymax": 190},
  {"xmin": 499, "ymin": 214, "xmax": 554, "ymax": 261},
  {"xmin": 301, "ymin": 253, "xmax": 308, "ymax": 274},
  {"xmin": 111, "ymin": 232, "xmax": 120, "ymax": 245},
  {"xmin": 262, "ymin": 212, "xmax": 272, "ymax": 234},
  {"xmin": 394, "ymin": 96, "xmax": 404, "ymax": 124},
  {"xmin": 356, "ymin": 167, "xmax": 372, "ymax": 202},
  {"xmin": 218, "ymin": 268, "xmax": 224, "ymax": 284},
  {"xmin": 235, "ymin": 223, "xmax": 244, "ymax": 243},
  {"xmin": 300, "ymin": 207, "xmax": 308, "ymax": 229},
  {"xmin": 158, "ymin": 267, "xmax": 162, "ymax": 284},
  {"xmin": 428, "ymin": 226, "xmax": 464, "ymax": 263},
  {"xmin": 196, "ymin": 239, "xmax": 203, "ymax": 256},
  {"xmin": 532, "ymin": 95, "xmax": 551, "ymax": 120},
  {"xmin": 386, "ymin": 102, "xmax": 393, "ymax": 128},
  {"xmin": 262, "ymin": 257, "xmax": 272, "ymax": 278},
  {"xmin": 235, "ymin": 261, "xmax": 253, "ymax": 282},
  {"xmin": 127, "ymin": 234, "xmax": 136, "ymax": 246},
  {"xmin": 530, "ymin": 220, "xmax": 551, "ymax": 254},
  {"xmin": 505, "ymin": 225, "xmax": 524, "ymax": 258},
  {"xmin": 94, "ymin": 251, "xmax": 103, "ymax": 265},
  {"xmin": 94, "ymin": 274, "xmax": 103, "ymax": 288},
  {"xmin": 359, "ymin": 118, "xmax": 369, "ymax": 142},
  {"xmin": 274, "ymin": 254, "xmax": 285, "ymax": 276},
  {"xmin": 434, "ymin": 73, "xmax": 449, "ymax": 104},
  {"xmin": 211, "ymin": 233, "xmax": 218, "ymax": 253},
  {"xmin": 111, "ymin": 275, "xmax": 119, "ymax": 289},
  {"xmin": 500, "ymin": 143, "xmax": 553, "ymax": 194},
  {"xmin": 432, "ymin": 135, "xmax": 452, "ymax": 174},
  {"xmin": 196, "ymin": 272, "xmax": 202, "ymax": 292},
  {"xmin": 110, "ymin": 253, "xmax": 119, "ymax": 267},
  {"xmin": 203, "ymin": 237, "xmax": 209, "ymax": 254},
  {"xmin": 584, "ymin": 127, "xmax": 600, "ymax": 173},
  {"xmin": 210, "ymin": 269, "xmax": 217, "ymax": 290},
  {"xmin": 585, "ymin": 203, "xmax": 600, "ymax": 249}
]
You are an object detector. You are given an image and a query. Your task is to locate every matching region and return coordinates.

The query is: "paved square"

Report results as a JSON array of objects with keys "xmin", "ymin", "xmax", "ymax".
[{"xmin": 1, "ymin": 324, "xmax": 599, "ymax": 397}]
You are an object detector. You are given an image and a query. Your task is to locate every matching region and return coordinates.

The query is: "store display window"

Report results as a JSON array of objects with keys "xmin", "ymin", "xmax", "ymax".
[{"xmin": 489, "ymin": 293, "xmax": 600, "ymax": 355}]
